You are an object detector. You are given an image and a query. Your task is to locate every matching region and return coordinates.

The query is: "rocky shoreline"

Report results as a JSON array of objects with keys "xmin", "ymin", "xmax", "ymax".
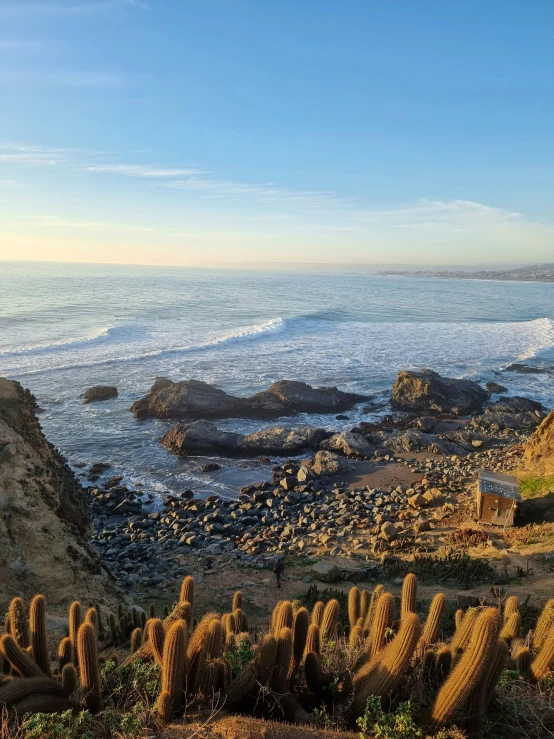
[{"xmin": 81, "ymin": 369, "xmax": 548, "ymax": 595}]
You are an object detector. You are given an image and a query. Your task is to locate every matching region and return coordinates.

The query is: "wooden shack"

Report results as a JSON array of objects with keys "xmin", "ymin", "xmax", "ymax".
[{"xmin": 476, "ymin": 469, "xmax": 521, "ymax": 526}]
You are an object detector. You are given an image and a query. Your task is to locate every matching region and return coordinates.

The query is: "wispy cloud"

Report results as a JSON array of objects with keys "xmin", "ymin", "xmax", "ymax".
[
  {"xmin": 31, "ymin": 215, "xmax": 156, "ymax": 233},
  {"xmin": 0, "ymin": 144, "xmax": 70, "ymax": 166},
  {"xmin": 85, "ymin": 164, "xmax": 202, "ymax": 178}
]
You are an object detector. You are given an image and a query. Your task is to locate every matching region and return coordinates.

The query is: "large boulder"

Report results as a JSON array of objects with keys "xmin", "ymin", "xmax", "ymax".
[
  {"xmin": 0, "ymin": 378, "xmax": 121, "ymax": 612},
  {"xmin": 83, "ymin": 385, "xmax": 118, "ymax": 403},
  {"xmin": 241, "ymin": 426, "xmax": 329, "ymax": 455},
  {"xmin": 311, "ymin": 450, "xmax": 353, "ymax": 476},
  {"xmin": 470, "ymin": 396, "xmax": 544, "ymax": 431},
  {"xmin": 312, "ymin": 560, "xmax": 341, "ymax": 583},
  {"xmin": 523, "ymin": 410, "xmax": 554, "ymax": 476},
  {"xmin": 131, "ymin": 378, "xmax": 367, "ymax": 420},
  {"xmin": 160, "ymin": 420, "xmax": 243, "ymax": 456},
  {"xmin": 391, "ymin": 369, "xmax": 489, "ymax": 416},
  {"xmin": 319, "ymin": 431, "xmax": 375, "ymax": 458},
  {"xmin": 385, "ymin": 428, "xmax": 435, "ymax": 453}
]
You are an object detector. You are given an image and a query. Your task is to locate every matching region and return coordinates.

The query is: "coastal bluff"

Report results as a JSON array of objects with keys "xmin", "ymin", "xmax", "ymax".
[
  {"xmin": 130, "ymin": 377, "xmax": 367, "ymax": 420},
  {"xmin": 0, "ymin": 377, "xmax": 120, "ymax": 612}
]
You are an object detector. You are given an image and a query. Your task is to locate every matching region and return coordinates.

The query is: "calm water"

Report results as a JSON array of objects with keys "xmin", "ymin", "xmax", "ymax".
[{"xmin": 1, "ymin": 261, "xmax": 553, "ymax": 497}]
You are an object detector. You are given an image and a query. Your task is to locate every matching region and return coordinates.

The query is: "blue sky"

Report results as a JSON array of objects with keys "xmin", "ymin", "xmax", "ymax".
[{"xmin": 0, "ymin": 0, "xmax": 553, "ymax": 266}]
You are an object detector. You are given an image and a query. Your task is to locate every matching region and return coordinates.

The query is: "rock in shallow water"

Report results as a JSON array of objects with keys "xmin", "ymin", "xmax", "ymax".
[{"xmin": 391, "ymin": 369, "xmax": 489, "ymax": 416}]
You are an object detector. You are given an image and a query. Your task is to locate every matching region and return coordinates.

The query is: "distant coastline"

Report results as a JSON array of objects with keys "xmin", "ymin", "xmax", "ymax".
[{"xmin": 378, "ymin": 263, "xmax": 554, "ymax": 283}]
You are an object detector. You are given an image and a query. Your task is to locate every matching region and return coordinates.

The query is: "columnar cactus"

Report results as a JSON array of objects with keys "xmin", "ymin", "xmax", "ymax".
[
  {"xmin": 232, "ymin": 591, "xmax": 243, "ymax": 611},
  {"xmin": 363, "ymin": 584, "xmax": 384, "ymax": 636},
  {"xmin": 84, "ymin": 606, "xmax": 99, "ymax": 640},
  {"xmin": 233, "ymin": 608, "xmax": 248, "ymax": 633},
  {"xmin": 273, "ymin": 601, "xmax": 293, "ymax": 634},
  {"xmin": 417, "ymin": 593, "xmax": 445, "ymax": 656},
  {"xmin": 158, "ymin": 619, "xmax": 188, "ymax": 720},
  {"xmin": 304, "ymin": 651, "xmax": 331, "ymax": 691},
  {"xmin": 401, "ymin": 573, "xmax": 417, "ymax": 621},
  {"xmin": 271, "ymin": 627, "xmax": 293, "ymax": 694},
  {"xmin": 290, "ymin": 607, "xmax": 309, "ymax": 677},
  {"xmin": 257, "ymin": 634, "xmax": 278, "ymax": 685},
  {"xmin": 148, "ymin": 618, "xmax": 165, "ymax": 667},
  {"xmin": 61, "ymin": 663, "xmax": 77, "ymax": 696},
  {"xmin": 0, "ymin": 676, "xmax": 66, "ymax": 704},
  {"xmin": 320, "ymin": 599, "xmax": 340, "ymax": 642},
  {"xmin": 516, "ymin": 646, "xmax": 532, "ymax": 677},
  {"xmin": 430, "ymin": 608, "xmax": 500, "ymax": 731},
  {"xmin": 8, "ymin": 598, "xmax": 29, "ymax": 649},
  {"xmin": 0, "ymin": 635, "xmax": 44, "ymax": 678},
  {"xmin": 499, "ymin": 613, "xmax": 521, "ymax": 641},
  {"xmin": 451, "ymin": 608, "xmax": 478, "ymax": 654},
  {"xmin": 57, "ymin": 637, "xmax": 74, "ymax": 673},
  {"xmin": 29, "ymin": 595, "xmax": 51, "ymax": 677},
  {"xmin": 369, "ymin": 592, "xmax": 394, "ymax": 658},
  {"xmin": 180, "ymin": 575, "xmax": 195, "ymax": 609},
  {"xmin": 305, "ymin": 623, "xmax": 320, "ymax": 657},
  {"xmin": 348, "ymin": 587, "xmax": 361, "ymax": 628},
  {"xmin": 352, "ymin": 612, "xmax": 421, "ymax": 714},
  {"xmin": 503, "ymin": 595, "xmax": 519, "ymax": 621},
  {"xmin": 311, "ymin": 601, "xmax": 324, "ymax": 627},
  {"xmin": 454, "ymin": 609, "xmax": 463, "ymax": 630},
  {"xmin": 533, "ymin": 599, "xmax": 554, "ymax": 649},
  {"xmin": 76, "ymin": 622, "xmax": 101, "ymax": 714},
  {"xmin": 131, "ymin": 627, "xmax": 143, "ymax": 654},
  {"xmin": 434, "ymin": 646, "xmax": 452, "ymax": 683},
  {"xmin": 359, "ymin": 589, "xmax": 370, "ymax": 621},
  {"xmin": 68, "ymin": 601, "xmax": 81, "ymax": 658},
  {"xmin": 529, "ymin": 624, "xmax": 554, "ymax": 683}
]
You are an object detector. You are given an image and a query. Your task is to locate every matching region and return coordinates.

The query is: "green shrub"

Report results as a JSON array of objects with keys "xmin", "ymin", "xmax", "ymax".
[{"xmin": 22, "ymin": 710, "xmax": 95, "ymax": 739}]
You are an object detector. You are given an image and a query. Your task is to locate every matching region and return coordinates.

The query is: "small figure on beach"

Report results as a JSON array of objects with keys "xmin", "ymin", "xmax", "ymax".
[{"xmin": 274, "ymin": 556, "xmax": 285, "ymax": 589}]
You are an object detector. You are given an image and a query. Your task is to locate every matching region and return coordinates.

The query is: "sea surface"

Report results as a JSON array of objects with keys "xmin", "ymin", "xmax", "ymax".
[{"xmin": 1, "ymin": 261, "xmax": 553, "ymax": 498}]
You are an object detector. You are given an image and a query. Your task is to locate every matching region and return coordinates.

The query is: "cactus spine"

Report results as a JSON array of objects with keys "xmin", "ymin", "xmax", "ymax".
[
  {"xmin": 61, "ymin": 663, "xmax": 77, "ymax": 696},
  {"xmin": 352, "ymin": 612, "xmax": 421, "ymax": 714},
  {"xmin": 320, "ymin": 599, "xmax": 340, "ymax": 642},
  {"xmin": 451, "ymin": 608, "xmax": 478, "ymax": 654},
  {"xmin": 348, "ymin": 587, "xmax": 361, "ymax": 628},
  {"xmin": 305, "ymin": 623, "xmax": 320, "ymax": 657},
  {"xmin": 274, "ymin": 601, "xmax": 293, "ymax": 634},
  {"xmin": 159, "ymin": 619, "xmax": 187, "ymax": 719},
  {"xmin": 57, "ymin": 637, "xmax": 74, "ymax": 673},
  {"xmin": 401, "ymin": 573, "xmax": 417, "ymax": 621},
  {"xmin": 76, "ymin": 622, "xmax": 101, "ymax": 714},
  {"xmin": 0, "ymin": 635, "xmax": 44, "ymax": 678},
  {"xmin": 131, "ymin": 627, "xmax": 143, "ymax": 654},
  {"xmin": 232, "ymin": 591, "xmax": 243, "ymax": 611},
  {"xmin": 29, "ymin": 595, "xmax": 51, "ymax": 677},
  {"xmin": 271, "ymin": 627, "xmax": 293, "ymax": 693},
  {"xmin": 430, "ymin": 608, "xmax": 500, "ymax": 731},
  {"xmin": 8, "ymin": 598, "xmax": 29, "ymax": 649},
  {"xmin": 534, "ymin": 599, "xmax": 554, "ymax": 649}
]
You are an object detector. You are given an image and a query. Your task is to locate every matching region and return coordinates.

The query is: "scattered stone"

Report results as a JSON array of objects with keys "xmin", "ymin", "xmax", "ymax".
[{"xmin": 312, "ymin": 560, "xmax": 341, "ymax": 583}]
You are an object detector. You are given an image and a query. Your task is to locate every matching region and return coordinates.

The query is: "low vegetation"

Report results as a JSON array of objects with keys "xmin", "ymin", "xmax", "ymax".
[{"xmin": 1, "ymin": 575, "xmax": 554, "ymax": 738}]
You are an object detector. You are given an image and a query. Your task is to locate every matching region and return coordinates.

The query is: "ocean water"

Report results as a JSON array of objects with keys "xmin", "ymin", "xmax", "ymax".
[{"xmin": 1, "ymin": 261, "xmax": 553, "ymax": 498}]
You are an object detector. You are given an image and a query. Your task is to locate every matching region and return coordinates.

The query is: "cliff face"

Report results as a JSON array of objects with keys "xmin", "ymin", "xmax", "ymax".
[
  {"xmin": 0, "ymin": 377, "xmax": 121, "ymax": 612},
  {"xmin": 523, "ymin": 409, "xmax": 554, "ymax": 476}
]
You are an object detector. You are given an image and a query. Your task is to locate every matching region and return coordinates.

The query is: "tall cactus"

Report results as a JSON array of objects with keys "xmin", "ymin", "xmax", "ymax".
[
  {"xmin": 273, "ymin": 601, "xmax": 293, "ymax": 634},
  {"xmin": 84, "ymin": 607, "xmax": 99, "ymax": 640},
  {"xmin": 401, "ymin": 573, "xmax": 417, "ymax": 621},
  {"xmin": 232, "ymin": 591, "xmax": 243, "ymax": 611},
  {"xmin": 8, "ymin": 598, "xmax": 29, "ymax": 649},
  {"xmin": 257, "ymin": 634, "xmax": 278, "ymax": 686},
  {"xmin": 192, "ymin": 618, "xmax": 224, "ymax": 695},
  {"xmin": 434, "ymin": 646, "xmax": 452, "ymax": 683},
  {"xmin": 430, "ymin": 608, "xmax": 500, "ymax": 731},
  {"xmin": 320, "ymin": 599, "xmax": 340, "ymax": 642},
  {"xmin": 417, "ymin": 593, "xmax": 445, "ymax": 656},
  {"xmin": 68, "ymin": 601, "xmax": 81, "ymax": 660},
  {"xmin": 348, "ymin": 587, "xmax": 361, "ymax": 628},
  {"xmin": 359, "ymin": 589, "xmax": 370, "ymax": 621},
  {"xmin": 454, "ymin": 609, "xmax": 463, "ymax": 630},
  {"xmin": 0, "ymin": 676, "xmax": 66, "ymax": 704},
  {"xmin": 369, "ymin": 592, "xmax": 394, "ymax": 658},
  {"xmin": 148, "ymin": 619, "xmax": 165, "ymax": 667},
  {"xmin": 57, "ymin": 637, "xmax": 74, "ymax": 673},
  {"xmin": 180, "ymin": 575, "xmax": 195, "ymax": 609},
  {"xmin": 305, "ymin": 623, "xmax": 320, "ymax": 657},
  {"xmin": 503, "ymin": 595, "xmax": 519, "ymax": 621},
  {"xmin": 451, "ymin": 608, "xmax": 478, "ymax": 654},
  {"xmin": 529, "ymin": 624, "xmax": 554, "ymax": 683},
  {"xmin": 0, "ymin": 634, "xmax": 44, "ymax": 677},
  {"xmin": 76, "ymin": 622, "xmax": 101, "ymax": 714},
  {"xmin": 271, "ymin": 627, "xmax": 293, "ymax": 694},
  {"xmin": 290, "ymin": 607, "xmax": 309, "ymax": 678},
  {"xmin": 352, "ymin": 612, "xmax": 421, "ymax": 714},
  {"xmin": 533, "ymin": 599, "xmax": 554, "ymax": 649},
  {"xmin": 311, "ymin": 601, "xmax": 324, "ymax": 627},
  {"xmin": 131, "ymin": 628, "xmax": 143, "ymax": 654},
  {"xmin": 363, "ymin": 584, "xmax": 384, "ymax": 636},
  {"xmin": 499, "ymin": 613, "xmax": 521, "ymax": 641},
  {"xmin": 305, "ymin": 651, "xmax": 332, "ymax": 691},
  {"xmin": 29, "ymin": 595, "xmax": 51, "ymax": 677},
  {"xmin": 516, "ymin": 646, "xmax": 532, "ymax": 677},
  {"xmin": 158, "ymin": 619, "xmax": 187, "ymax": 720},
  {"xmin": 61, "ymin": 663, "xmax": 77, "ymax": 696}
]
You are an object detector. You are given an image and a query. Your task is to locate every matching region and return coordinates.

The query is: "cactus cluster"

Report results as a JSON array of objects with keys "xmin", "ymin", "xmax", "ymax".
[{"xmin": 2, "ymin": 573, "xmax": 554, "ymax": 734}]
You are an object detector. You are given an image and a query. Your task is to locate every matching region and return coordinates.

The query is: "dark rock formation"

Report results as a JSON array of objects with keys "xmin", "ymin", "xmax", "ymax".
[
  {"xmin": 470, "ymin": 396, "xmax": 544, "ymax": 431},
  {"xmin": 161, "ymin": 421, "xmax": 329, "ymax": 457},
  {"xmin": 319, "ymin": 431, "xmax": 375, "ymax": 458},
  {"xmin": 486, "ymin": 381, "xmax": 508, "ymax": 394},
  {"xmin": 131, "ymin": 378, "xmax": 366, "ymax": 420},
  {"xmin": 0, "ymin": 378, "xmax": 121, "ymax": 612},
  {"xmin": 391, "ymin": 369, "xmax": 489, "ymax": 416},
  {"xmin": 83, "ymin": 385, "xmax": 118, "ymax": 403},
  {"xmin": 505, "ymin": 363, "xmax": 548, "ymax": 374}
]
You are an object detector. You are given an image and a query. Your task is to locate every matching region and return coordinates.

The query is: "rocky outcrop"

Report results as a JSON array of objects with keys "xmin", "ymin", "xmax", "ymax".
[
  {"xmin": 319, "ymin": 431, "xmax": 375, "ymax": 458},
  {"xmin": 391, "ymin": 369, "xmax": 489, "ymax": 416},
  {"xmin": 83, "ymin": 385, "xmax": 118, "ymax": 403},
  {"xmin": 0, "ymin": 378, "xmax": 121, "ymax": 612},
  {"xmin": 161, "ymin": 421, "xmax": 329, "ymax": 457},
  {"xmin": 311, "ymin": 450, "xmax": 353, "ymax": 476},
  {"xmin": 486, "ymin": 381, "xmax": 508, "ymax": 394},
  {"xmin": 470, "ymin": 396, "xmax": 544, "ymax": 431},
  {"xmin": 131, "ymin": 378, "xmax": 366, "ymax": 420},
  {"xmin": 523, "ymin": 410, "xmax": 554, "ymax": 476}
]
